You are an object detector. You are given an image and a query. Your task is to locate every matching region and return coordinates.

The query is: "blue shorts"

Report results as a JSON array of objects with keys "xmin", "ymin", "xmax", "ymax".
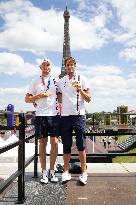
[
  {"xmin": 34, "ymin": 116, "xmax": 60, "ymax": 139},
  {"xmin": 61, "ymin": 115, "xmax": 86, "ymax": 154}
]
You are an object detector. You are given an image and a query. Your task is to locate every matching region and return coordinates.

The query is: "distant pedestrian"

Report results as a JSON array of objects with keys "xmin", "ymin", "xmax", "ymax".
[
  {"xmin": 114, "ymin": 136, "xmax": 118, "ymax": 150},
  {"xmin": 103, "ymin": 136, "xmax": 107, "ymax": 148},
  {"xmin": 107, "ymin": 136, "xmax": 112, "ymax": 148},
  {"xmin": 101, "ymin": 136, "xmax": 104, "ymax": 142}
]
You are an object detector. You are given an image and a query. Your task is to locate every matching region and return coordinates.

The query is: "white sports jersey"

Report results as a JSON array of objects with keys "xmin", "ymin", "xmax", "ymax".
[
  {"xmin": 28, "ymin": 75, "xmax": 59, "ymax": 116},
  {"xmin": 58, "ymin": 73, "xmax": 90, "ymax": 116}
]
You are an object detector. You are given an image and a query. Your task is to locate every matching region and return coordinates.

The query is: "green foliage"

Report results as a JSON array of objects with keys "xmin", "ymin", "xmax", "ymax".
[
  {"xmin": 0, "ymin": 117, "xmax": 7, "ymax": 125},
  {"xmin": 86, "ymin": 113, "xmax": 92, "ymax": 119},
  {"xmin": 112, "ymin": 148, "xmax": 136, "ymax": 163},
  {"xmin": 117, "ymin": 106, "xmax": 128, "ymax": 124},
  {"xmin": 94, "ymin": 112, "xmax": 104, "ymax": 122},
  {"xmin": 86, "ymin": 112, "xmax": 105, "ymax": 125},
  {"xmin": 131, "ymin": 117, "xmax": 136, "ymax": 125},
  {"xmin": 105, "ymin": 114, "xmax": 111, "ymax": 125},
  {"xmin": 117, "ymin": 135, "xmax": 129, "ymax": 143}
]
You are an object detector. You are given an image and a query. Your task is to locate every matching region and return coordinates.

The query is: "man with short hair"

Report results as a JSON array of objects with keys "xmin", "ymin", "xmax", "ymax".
[
  {"xmin": 25, "ymin": 58, "xmax": 60, "ymax": 184},
  {"xmin": 58, "ymin": 56, "xmax": 91, "ymax": 185}
]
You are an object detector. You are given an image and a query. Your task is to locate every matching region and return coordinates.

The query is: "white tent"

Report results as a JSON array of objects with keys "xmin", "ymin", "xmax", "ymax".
[
  {"xmin": 0, "ymin": 137, "xmax": 4, "ymax": 148},
  {"xmin": 0, "ymin": 134, "xmax": 63, "ymax": 162}
]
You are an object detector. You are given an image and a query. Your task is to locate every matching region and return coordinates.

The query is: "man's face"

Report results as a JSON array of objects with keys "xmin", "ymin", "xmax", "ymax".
[
  {"xmin": 40, "ymin": 61, "xmax": 51, "ymax": 75},
  {"xmin": 66, "ymin": 60, "xmax": 76, "ymax": 75}
]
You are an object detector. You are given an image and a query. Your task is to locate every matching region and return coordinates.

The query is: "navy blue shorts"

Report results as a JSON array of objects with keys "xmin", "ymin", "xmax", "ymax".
[
  {"xmin": 34, "ymin": 116, "xmax": 60, "ymax": 139},
  {"xmin": 61, "ymin": 115, "xmax": 86, "ymax": 154}
]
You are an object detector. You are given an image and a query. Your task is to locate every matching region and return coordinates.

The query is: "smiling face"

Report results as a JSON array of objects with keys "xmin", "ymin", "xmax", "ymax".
[
  {"xmin": 65, "ymin": 57, "xmax": 76, "ymax": 75},
  {"xmin": 40, "ymin": 61, "xmax": 51, "ymax": 76}
]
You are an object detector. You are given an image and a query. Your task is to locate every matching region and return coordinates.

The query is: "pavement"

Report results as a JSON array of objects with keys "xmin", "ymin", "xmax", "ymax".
[
  {"xmin": 0, "ymin": 161, "xmax": 136, "ymax": 205},
  {"xmin": 0, "ymin": 161, "xmax": 136, "ymax": 180},
  {"xmin": 65, "ymin": 173, "xmax": 136, "ymax": 205},
  {"xmin": 0, "ymin": 134, "xmax": 136, "ymax": 204}
]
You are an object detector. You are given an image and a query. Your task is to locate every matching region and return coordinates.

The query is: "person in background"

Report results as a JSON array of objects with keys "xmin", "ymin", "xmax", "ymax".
[
  {"xmin": 107, "ymin": 136, "xmax": 112, "ymax": 148},
  {"xmin": 114, "ymin": 136, "xmax": 118, "ymax": 150},
  {"xmin": 103, "ymin": 136, "xmax": 107, "ymax": 148},
  {"xmin": 58, "ymin": 56, "xmax": 91, "ymax": 185},
  {"xmin": 25, "ymin": 58, "xmax": 60, "ymax": 184}
]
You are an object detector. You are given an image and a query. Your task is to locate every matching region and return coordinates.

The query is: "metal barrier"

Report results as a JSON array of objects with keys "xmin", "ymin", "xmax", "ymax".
[
  {"xmin": 0, "ymin": 112, "xmax": 136, "ymax": 204},
  {"xmin": 0, "ymin": 112, "xmax": 38, "ymax": 204}
]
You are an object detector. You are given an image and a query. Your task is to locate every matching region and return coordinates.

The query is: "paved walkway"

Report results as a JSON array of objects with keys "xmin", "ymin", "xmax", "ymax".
[
  {"xmin": 65, "ymin": 173, "xmax": 136, "ymax": 205},
  {"xmin": 0, "ymin": 172, "xmax": 136, "ymax": 205},
  {"xmin": 0, "ymin": 161, "xmax": 136, "ymax": 205},
  {"xmin": 0, "ymin": 162, "xmax": 136, "ymax": 181},
  {"xmin": 0, "ymin": 173, "xmax": 66, "ymax": 205}
]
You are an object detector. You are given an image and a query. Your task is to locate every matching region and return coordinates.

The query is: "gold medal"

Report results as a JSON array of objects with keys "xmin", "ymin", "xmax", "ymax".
[
  {"xmin": 42, "ymin": 91, "xmax": 46, "ymax": 96},
  {"xmin": 72, "ymin": 80, "xmax": 78, "ymax": 88}
]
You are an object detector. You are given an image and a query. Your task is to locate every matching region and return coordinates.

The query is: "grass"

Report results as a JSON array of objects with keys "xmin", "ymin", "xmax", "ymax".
[
  {"xmin": 112, "ymin": 148, "xmax": 136, "ymax": 163},
  {"xmin": 116, "ymin": 135, "xmax": 130, "ymax": 143}
]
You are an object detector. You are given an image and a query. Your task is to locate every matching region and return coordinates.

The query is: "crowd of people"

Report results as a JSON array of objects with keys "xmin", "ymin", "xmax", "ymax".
[{"xmin": 25, "ymin": 56, "xmax": 91, "ymax": 185}]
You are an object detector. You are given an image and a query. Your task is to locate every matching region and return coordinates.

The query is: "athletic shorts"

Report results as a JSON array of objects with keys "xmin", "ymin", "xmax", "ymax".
[
  {"xmin": 61, "ymin": 115, "xmax": 86, "ymax": 154},
  {"xmin": 34, "ymin": 115, "xmax": 60, "ymax": 139}
]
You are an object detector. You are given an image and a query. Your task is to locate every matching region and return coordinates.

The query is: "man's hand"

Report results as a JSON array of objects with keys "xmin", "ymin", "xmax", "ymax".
[
  {"xmin": 72, "ymin": 81, "xmax": 81, "ymax": 90},
  {"xmin": 39, "ymin": 91, "xmax": 52, "ymax": 98},
  {"xmin": 79, "ymin": 89, "xmax": 91, "ymax": 103}
]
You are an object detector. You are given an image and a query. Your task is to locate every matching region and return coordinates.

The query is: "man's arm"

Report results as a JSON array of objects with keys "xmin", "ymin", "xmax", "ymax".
[
  {"xmin": 75, "ymin": 82, "xmax": 91, "ymax": 103},
  {"xmin": 25, "ymin": 93, "xmax": 40, "ymax": 103},
  {"xmin": 57, "ymin": 93, "xmax": 62, "ymax": 103},
  {"xmin": 79, "ymin": 89, "xmax": 91, "ymax": 103},
  {"xmin": 25, "ymin": 91, "xmax": 52, "ymax": 103}
]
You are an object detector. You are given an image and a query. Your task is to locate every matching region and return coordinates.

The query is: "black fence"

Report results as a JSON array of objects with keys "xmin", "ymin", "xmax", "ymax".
[
  {"xmin": 0, "ymin": 112, "xmax": 38, "ymax": 204},
  {"xmin": 0, "ymin": 112, "xmax": 136, "ymax": 204}
]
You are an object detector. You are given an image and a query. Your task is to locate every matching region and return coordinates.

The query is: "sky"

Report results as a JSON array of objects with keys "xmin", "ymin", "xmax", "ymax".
[{"xmin": 0, "ymin": 0, "xmax": 136, "ymax": 113}]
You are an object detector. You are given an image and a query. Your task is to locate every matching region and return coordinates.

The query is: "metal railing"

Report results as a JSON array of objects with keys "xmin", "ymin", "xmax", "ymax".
[
  {"xmin": 0, "ymin": 112, "xmax": 136, "ymax": 204},
  {"xmin": 0, "ymin": 112, "xmax": 38, "ymax": 204}
]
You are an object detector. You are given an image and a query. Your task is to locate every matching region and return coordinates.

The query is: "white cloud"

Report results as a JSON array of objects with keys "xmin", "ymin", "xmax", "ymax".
[
  {"xmin": 110, "ymin": 0, "xmax": 136, "ymax": 33},
  {"xmin": 77, "ymin": 64, "xmax": 122, "ymax": 80},
  {"xmin": 110, "ymin": 0, "xmax": 136, "ymax": 47},
  {"xmin": 0, "ymin": 0, "xmax": 63, "ymax": 53},
  {"xmin": 0, "ymin": 0, "xmax": 136, "ymax": 113},
  {"xmin": 0, "ymin": 52, "xmax": 61, "ymax": 78},
  {"xmin": 0, "ymin": 0, "xmax": 135, "ymax": 53},
  {"xmin": 119, "ymin": 47, "xmax": 136, "ymax": 61},
  {"xmin": 0, "ymin": 0, "xmax": 112, "ymax": 53},
  {"xmin": 74, "ymin": 0, "xmax": 89, "ymax": 11},
  {"xmin": 77, "ymin": 64, "xmax": 136, "ymax": 112},
  {"xmin": 1, "ymin": 63, "xmax": 136, "ymax": 113},
  {"xmin": 75, "ymin": 0, "xmax": 136, "ymax": 50},
  {"xmin": 0, "ymin": 86, "xmax": 31, "ymax": 112},
  {"xmin": 87, "ymin": 65, "xmax": 126, "ymax": 93},
  {"xmin": 0, "ymin": 52, "xmax": 38, "ymax": 77},
  {"xmin": 70, "ymin": 15, "xmax": 111, "ymax": 50},
  {"xmin": 87, "ymin": 65, "xmax": 122, "ymax": 76},
  {"xmin": 0, "ymin": 87, "xmax": 26, "ymax": 95}
]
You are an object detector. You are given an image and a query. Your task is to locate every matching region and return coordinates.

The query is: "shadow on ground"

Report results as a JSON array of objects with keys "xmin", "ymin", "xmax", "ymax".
[{"xmin": 0, "ymin": 172, "xmax": 66, "ymax": 205}]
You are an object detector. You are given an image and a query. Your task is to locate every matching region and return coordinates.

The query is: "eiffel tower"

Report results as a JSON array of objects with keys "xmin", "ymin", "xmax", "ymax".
[{"xmin": 60, "ymin": 3, "xmax": 71, "ymax": 78}]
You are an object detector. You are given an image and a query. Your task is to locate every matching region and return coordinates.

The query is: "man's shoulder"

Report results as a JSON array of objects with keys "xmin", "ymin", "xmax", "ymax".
[
  {"xmin": 74, "ymin": 72, "xmax": 85, "ymax": 79},
  {"xmin": 79, "ymin": 74, "xmax": 87, "ymax": 81},
  {"xmin": 58, "ymin": 76, "xmax": 66, "ymax": 83},
  {"xmin": 50, "ymin": 75, "xmax": 59, "ymax": 81},
  {"xmin": 79, "ymin": 74, "xmax": 90, "ymax": 87},
  {"xmin": 30, "ymin": 76, "xmax": 40, "ymax": 85}
]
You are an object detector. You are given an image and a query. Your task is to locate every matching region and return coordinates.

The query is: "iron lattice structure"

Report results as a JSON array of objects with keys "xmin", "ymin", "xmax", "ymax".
[{"xmin": 60, "ymin": 6, "xmax": 71, "ymax": 78}]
